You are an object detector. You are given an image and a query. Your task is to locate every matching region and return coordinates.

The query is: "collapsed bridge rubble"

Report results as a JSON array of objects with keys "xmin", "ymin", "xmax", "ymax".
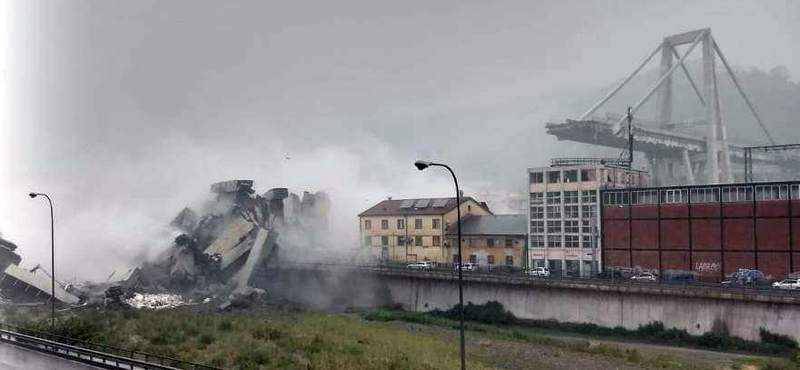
[
  {"xmin": 104, "ymin": 180, "xmax": 331, "ymax": 310},
  {"xmin": 0, "ymin": 180, "xmax": 331, "ymax": 310}
]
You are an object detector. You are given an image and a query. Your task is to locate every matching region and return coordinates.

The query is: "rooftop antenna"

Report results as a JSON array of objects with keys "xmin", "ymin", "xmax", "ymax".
[{"xmin": 617, "ymin": 107, "xmax": 634, "ymax": 168}]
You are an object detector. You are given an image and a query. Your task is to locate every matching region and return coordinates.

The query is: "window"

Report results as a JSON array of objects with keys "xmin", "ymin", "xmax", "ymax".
[
  {"xmin": 690, "ymin": 188, "xmax": 720, "ymax": 203},
  {"xmin": 381, "ymin": 236, "xmax": 389, "ymax": 245},
  {"xmin": 660, "ymin": 189, "xmax": 688, "ymax": 203},
  {"xmin": 531, "ymin": 206, "xmax": 544, "ymax": 219},
  {"xmin": 468, "ymin": 205, "xmax": 472, "ymax": 212},
  {"xmin": 433, "ymin": 236, "xmax": 441, "ymax": 246},
  {"xmin": 487, "ymin": 255, "xmax": 495, "ymax": 265},
  {"xmin": 602, "ymin": 191, "xmax": 629, "ymax": 205},
  {"xmin": 631, "ymin": 190, "xmax": 658, "ymax": 204},
  {"xmin": 432, "ymin": 219, "xmax": 441, "ymax": 229},
  {"xmin": 530, "ymin": 192, "xmax": 544, "ymax": 204},
  {"xmin": 582, "ymin": 235, "xmax": 594, "ymax": 248},
  {"xmin": 530, "ymin": 172, "xmax": 544, "ymax": 184},
  {"xmin": 364, "ymin": 220, "xmax": 371, "ymax": 229},
  {"xmin": 381, "ymin": 219, "xmax": 389, "ymax": 230},
  {"xmin": 397, "ymin": 219, "xmax": 405, "ymax": 229},
  {"xmin": 364, "ymin": 236, "xmax": 372, "ymax": 246},
  {"xmin": 581, "ymin": 190, "xmax": 597, "ymax": 204},
  {"xmin": 581, "ymin": 205, "xmax": 596, "ymax": 219},
  {"xmin": 564, "ymin": 191, "xmax": 579, "ymax": 204},
  {"xmin": 581, "ymin": 219, "xmax": 593, "ymax": 233},
  {"xmin": 487, "ymin": 238, "xmax": 494, "ymax": 248},
  {"xmin": 581, "ymin": 169, "xmax": 596, "ymax": 182},
  {"xmin": 755, "ymin": 185, "xmax": 789, "ymax": 201},
  {"xmin": 564, "ymin": 205, "xmax": 579, "ymax": 218},
  {"xmin": 414, "ymin": 236, "xmax": 422, "ymax": 246},
  {"xmin": 453, "ymin": 254, "xmax": 460, "ymax": 263},
  {"xmin": 414, "ymin": 218, "xmax": 423, "ymax": 229},
  {"xmin": 722, "ymin": 186, "xmax": 753, "ymax": 202},
  {"xmin": 469, "ymin": 254, "xmax": 477, "ymax": 263},
  {"xmin": 505, "ymin": 256, "xmax": 513, "ymax": 265},
  {"xmin": 547, "ymin": 235, "xmax": 562, "ymax": 248},
  {"xmin": 547, "ymin": 220, "xmax": 562, "ymax": 233},
  {"xmin": 547, "ymin": 171, "xmax": 561, "ymax": 183},
  {"xmin": 564, "ymin": 170, "xmax": 578, "ymax": 183},
  {"xmin": 565, "ymin": 235, "xmax": 579, "ymax": 248},
  {"xmin": 505, "ymin": 239, "xmax": 513, "ymax": 248},
  {"xmin": 546, "ymin": 205, "xmax": 561, "ymax": 218},
  {"xmin": 381, "ymin": 247, "xmax": 388, "ymax": 259},
  {"xmin": 546, "ymin": 191, "xmax": 561, "ymax": 204},
  {"xmin": 564, "ymin": 220, "xmax": 579, "ymax": 233},
  {"xmin": 531, "ymin": 235, "xmax": 544, "ymax": 248},
  {"xmin": 397, "ymin": 236, "xmax": 405, "ymax": 246},
  {"xmin": 530, "ymin": 220, "xmax": 544, "ymax": 233}
]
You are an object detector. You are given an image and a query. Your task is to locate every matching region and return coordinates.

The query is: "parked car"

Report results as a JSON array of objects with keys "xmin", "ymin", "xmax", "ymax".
[
  {"xmin": 407, "ymin": 262, "xmax": 433, "ymax": 270},
  {"xmin": 631, "ymin": 272, "xmax": 657, "ymax": 282},
  {"xmin": 526, "ymin": 267, "xmax": 550, "ymax": 277},
  {"xmin": 773, "ymin": 278, "xmax": 800, "ymax": 290},
  {"xmin": 453, "ymin": 262, "xmax": 477, "ymax": 272},
  {"xmin": 722, "ymin": 269, "xmax": 767, "ymax": 287}
]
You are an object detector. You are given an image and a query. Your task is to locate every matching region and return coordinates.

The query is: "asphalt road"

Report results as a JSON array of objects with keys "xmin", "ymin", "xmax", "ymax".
[{"xmin": 0, "ymin": 343, "xmax": 98, "ymax": 370}]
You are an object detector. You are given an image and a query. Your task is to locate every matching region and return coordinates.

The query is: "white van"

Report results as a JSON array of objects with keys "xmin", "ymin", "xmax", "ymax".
[
  {"xmin": 454, "ymin": 263, "xmax": 477, "ymax": 272},
  {"xmin": 527, "ymin": 267, "xmax": 550, "ymax": 277}
]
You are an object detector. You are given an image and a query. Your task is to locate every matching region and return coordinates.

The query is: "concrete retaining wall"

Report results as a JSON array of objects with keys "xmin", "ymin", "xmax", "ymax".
[
  {"xmin": 263, "ymin": 266, "xmax": 800, "ymax": 341},
  {"xmin": 385, "ymin": 275, "xmax": 800, "ymax": 341}
]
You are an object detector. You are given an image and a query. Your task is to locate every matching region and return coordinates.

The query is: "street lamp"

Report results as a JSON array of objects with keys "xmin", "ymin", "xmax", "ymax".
[
  {"xmin": 414, "ymin": 160, "xmax": 465, "ymax": 370},
  {"xmin": 29, "ymin": 192, "xmax": 55, "ymax": 333}
]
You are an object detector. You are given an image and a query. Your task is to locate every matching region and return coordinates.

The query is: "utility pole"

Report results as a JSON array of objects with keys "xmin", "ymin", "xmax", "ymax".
[{"xmin": 628, "ymin": 106, "xmax": 634, "ymax": 168}]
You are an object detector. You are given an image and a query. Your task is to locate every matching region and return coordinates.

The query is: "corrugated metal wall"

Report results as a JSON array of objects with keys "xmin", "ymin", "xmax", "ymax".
[{"xmin": 601, "ymin": 183, "xmax": 800, "ymax": 281}]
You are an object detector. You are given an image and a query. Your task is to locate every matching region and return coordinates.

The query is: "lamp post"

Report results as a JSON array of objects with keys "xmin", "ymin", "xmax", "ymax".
[
  {"xmin": 29, "ymin": 192, "xmax": 55, "ymax": 333},
  {"xmin": 414, "ymin": 160, "xmax": 465, "ymax": 370}
]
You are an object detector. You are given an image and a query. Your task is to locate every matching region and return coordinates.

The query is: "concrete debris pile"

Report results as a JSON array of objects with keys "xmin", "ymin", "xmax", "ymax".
[
  {"xmin": 111, "ymin": 180, "xmax": 331, "ymax": 309},
  {"xmin": 0, "ymin": 180, "xmax": 330, "ymax": 310},
  {"xmin": 125, "ymin": 293, "xmax": 187, "ymax": 310}
]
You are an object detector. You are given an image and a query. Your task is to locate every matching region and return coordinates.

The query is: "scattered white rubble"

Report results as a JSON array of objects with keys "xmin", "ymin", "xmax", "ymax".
[{"xmin": 125, "ymin": 293, "xmax": 188, "ymax": 310}]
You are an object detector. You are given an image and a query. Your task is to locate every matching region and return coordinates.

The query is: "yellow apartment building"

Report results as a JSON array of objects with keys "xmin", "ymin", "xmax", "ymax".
[
  {"xmin": 446, "ymin": 214, "xmax": 527, "ymax": 268},
  {"xmin": 358, "ymin": 197, "xmax": 491, "ymax": 263}
]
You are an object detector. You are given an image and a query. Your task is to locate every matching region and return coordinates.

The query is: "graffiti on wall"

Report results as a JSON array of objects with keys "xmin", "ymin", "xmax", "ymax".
[{"xmin": 695, "ymin": 261, "xmax": 721, "ymax": 274}]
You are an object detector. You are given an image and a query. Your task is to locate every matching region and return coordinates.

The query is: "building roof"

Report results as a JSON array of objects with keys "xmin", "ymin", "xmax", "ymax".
[
  {"xmin": 446, "ymin": 214, "xmax": 526, "ymax": 237},
  {"xmin": 358, "ymin": 197, "xmax": 489, "ymax": 217}
]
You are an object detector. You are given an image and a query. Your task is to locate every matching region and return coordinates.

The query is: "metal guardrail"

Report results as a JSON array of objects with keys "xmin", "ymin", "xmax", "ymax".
[
  {"xmin": 277, "ymin": 260, "xmax": 800, "ymax": 301},
  {"xmin": 0, "ymin": 323, "xmax": 220, "ymax": 370}
]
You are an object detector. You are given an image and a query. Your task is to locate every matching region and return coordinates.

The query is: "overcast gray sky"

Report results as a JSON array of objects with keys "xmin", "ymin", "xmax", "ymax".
[{"xmin": 2, "ymin": 0, "xmax": 799, "ymax": 280}]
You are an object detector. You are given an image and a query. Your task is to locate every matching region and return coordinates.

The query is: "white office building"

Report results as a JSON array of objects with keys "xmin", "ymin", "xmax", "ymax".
[{"xmin": 528, "ymin": 159, "xmax": 650, "ymax": 277}]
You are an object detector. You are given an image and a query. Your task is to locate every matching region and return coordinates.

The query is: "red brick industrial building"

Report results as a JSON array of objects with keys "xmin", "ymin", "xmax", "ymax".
[{"xmin": 600, "ymin": 182, "xmax": 800, "ymax": 281}]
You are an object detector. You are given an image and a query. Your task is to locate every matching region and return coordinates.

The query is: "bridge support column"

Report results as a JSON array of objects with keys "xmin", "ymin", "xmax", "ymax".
[{"xmin": 703, "ymin": 32, "xmax": 733, "ymax": 184}]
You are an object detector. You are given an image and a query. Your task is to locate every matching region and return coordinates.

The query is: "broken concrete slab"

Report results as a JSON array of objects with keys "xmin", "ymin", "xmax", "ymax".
[
  {"xmin": 204, "ymin": 216, "xmax": 256, "ymax": 257},
  {"xmin": 0, "ymin": 264, "xmax": 79, "ymax": 305},
  {"xmin": 170, "ymin": 207, "xmax": 199, "ymax": 233},
  {"xmin": 106, "ymin": 267, "xmax": 145, "ymax": 290}
]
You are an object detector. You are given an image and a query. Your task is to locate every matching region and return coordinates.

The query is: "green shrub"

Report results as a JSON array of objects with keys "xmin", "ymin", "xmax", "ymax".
[
  {"xmin": 761, "ymin": 328, "xmax": 799, "ymax": 349},
  {"xmin": 625, "ymin": 348, "xmax": 642, "ymax": 363},
  {"xmin": 431, "ymin": 301, "xmax": 516, "ymax": 325}
]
